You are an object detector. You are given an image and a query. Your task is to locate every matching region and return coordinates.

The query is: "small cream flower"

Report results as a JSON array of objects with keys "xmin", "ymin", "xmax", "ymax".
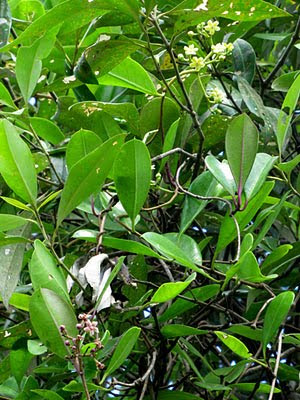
[
  {"xmin": 207, "ymin": 87, "xmax": 224, "ymax": 104},
  {"xmin": 190, "ymin": 56, "xmax": 205, "ymax": 71},
  {"xmin": 184, "ymin": 44, "xmax": 199, "ymax": 56},
  {"xmin": 194, "ymin": 0, "xmax": 208, "ymax": 11},
  {"xmin": 204, "ymin": 20, "xmax": 220, "ymax": 36}
]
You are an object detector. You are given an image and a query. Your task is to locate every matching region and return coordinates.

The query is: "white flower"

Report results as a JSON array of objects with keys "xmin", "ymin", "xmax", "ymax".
[
  {"xmin": 204, "ymin": 20, "xmax": 220, "ymax": 36},
  {"xmin": 194, "ymin": 0, "xmax": 208, "ymax": 11},
  {"xmin": 184, "ymin": 44, "xmax": 199, "ymax": 56},
  {"xmin": 190, "ymin": 56, "xmax": 205, "ymax": 71},
  {"xmin": 212, "ymin": 42, "xmax": 227, "ymax": 54},
  {"xmin": 63, "ymin": 75, "xmax": 76, "ymax": 84}
]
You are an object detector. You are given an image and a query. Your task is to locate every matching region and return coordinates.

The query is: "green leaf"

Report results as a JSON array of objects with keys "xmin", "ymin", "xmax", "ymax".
[
  {"xmin": 205, "ymin": 155, "xmax": 236, "ymax": 196},
  {"xmin": 0, "ymin": 82, "xmax": 16, "ymax": 109},
  {"xmin": 232, "ymin": 39, "xmax": 256, "ymax": 84},
  {"xmin": 29, "ymin": 288, "xmax": 77, "ymax": 358},
  {"xmin": 102, "ymin": 326, "xmax": 141, "ymax": 381},
  {"xmin": 63, "ymin": 381, "xmax": 101, "ymax": 392},
  {"xmin": 215, "ymin": 331, "xmax": 252, "ymax": 358},
  {"xmin": 29, "ymin": 240, "xmax": 70, "ymax": 304},
  {"xmin": 75, "ymin": 39, "xmax": 139, "ymax": 81},
  {"xmin": 0, "ymin": 293, "xmax": 30, "ymax": 311},
  {"xmin": 161, "ymin": 324, "xmax": 208, "ymax": 338},
  {"xmin": 102, "ymin": 236, "xmax": 162, "ymax": 259},
  {"xmin": 172, "ymin": 0, "xmax": 290, "ymax": 33},
  {"xmin": 215, "ymin": 181, "xmax": 274, "ymax": 254},
  {"xmin": 225, "ymin": 114, "xmax": 258, "ymax": 197},
  {"xmin": 98, "ymin": 57, "xmax": 158, "ymax": 95},
  {"xmin": 159, "ymin": 285, "xmax": 220, "ymax": 323},
  {"xmin": 261, "ymin": 245, "xmax": 293, "ymax": 274},
  {"xmin": 151, "ymin": 274, "xmax": 196, "ymax": 303},
  {"xmin": 180, "ymin": 171, "xmax": 222, "ymax": 234},
  {"xmin": 262, "ymin": 291, "xmax": 295, "ymax": 353},
  {"xmin": 276, "ymin": 73, "xmax": 300, "ymax": 155},
  {"xmin": 10, "ymin": 346, "xmax": 32, "ymax": 384},
  {"xmin": 0, "ymin": 197, "xmax": 33, "ymax": 212},
  {"xmin": 0, "ymin": 223, "xmax": 31, "ymax": 308},
  {"xmin": 31, "ymin": 389, "xmax": 64, "ymax": 400},
  {"xmin": 272, "ymin": 71, "xmax": 299, "ymax": 92},
  {"xmin": 142, "ymin": 232, "xmax": 211, "ymax": 277},
  {"xmin": 159, "ymin": 118, "xmax": 179, "ymax": 172},
  {"xmin": 66, "ymin": 129, "xmax": 102, "ymax": 171},
  {"xmin": 0, "ymin": 120, "xmax": 37, "ymax": 205},
  {"xmin": 30, "ymin": 117, "xmax": 65, "ymax": 145},
  {"xmin": 69, "ymin": 101, "xmax": 140, "ymax": 135},
  {"xmin": 236, "ymin": 252, "xmax": 277, "ymax": 283},
  {"xmin": 155, "ymin": 391, "xmax": 202, "ymax": 400},
  {"xmin": 244, "ymin": 153, "xmax": 277, "ymax": 201},
  {"xmin": 57, "ymin": 134, "xmax": 125, "ymax": 226},
  {"xmin": 232, "ymin": 383, "xmax": 280, "ymax": 394},
  {"xmin": 0, "ymin": 214, "xmax": 28, "ymax": 232},
  {"xmin": 227, "ymin": 325, "xmax": 262, "ymax": 342},
  {"xmin": 27, "ymin": 340, "xmax": 47, "ymax": 356},
  {"xmin": 278, "ymin": 154, "xmax": 300, "ymax": 178},
  {"xmin": 114, "ymin": 139, "xmax": 151, "ymax": 227},
  {"xmin": 164, "ymin": 233, "xmax": 202, "ymax": 265}
]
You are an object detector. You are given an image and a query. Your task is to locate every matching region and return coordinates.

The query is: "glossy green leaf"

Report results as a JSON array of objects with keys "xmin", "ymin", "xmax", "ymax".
[
  {"xmin": 164, "ymin": 233, "xmax": 202, "ymax": 265},
  {"xmin": 30, "ymin": 117, "xmax": 65, "ymax": 145},
  {"xmin": 172, "ymin": 0, "xmax": 290, "ymax": 32},
  {"xmin": 161, "ymin": 324, "xmax": 208, "ymax": 338},
  {"xmin": 102, "ymin": 236, "xmax": 162, "ymax": 259},
  {"xmin": 263, "ymin": 291, "xmax": 295, "ymax": 353},
  {"xmin": 226, "ymin": 114, "xmax": 258, "ymax": 197},
  {"xmin": 98, "ymin": 57, "xmax": 158, "ymax": 95},
  {"xmin": 205, "ymin": 155, "xmax": 236, "ymax": 196},
  {"xmin": 0, "ymin": 120, "xmax": 37, "ymax": 205},
  {"xmin": 27, "ymin": 340, "xmax": 47, "ymax": 355},
  {"xmin": 159, "ymin": 118, "xmax": 179, "ymax": 172},
  {"xmin": 29, "ymin": 288, "xmax": 77, "ymax": 358},
  {"xmin": 0, "ymin": 292, "xmax": 30, "ymax": 311},
  {"xmin": 227, "ymin": 325, "xmax": 262, "ymax": 342},
  {"xmin": 261, "ymin": 245, "xmax": 293, "ymax": 274},
  {"xmin": 10, "ymin": 346, "xmax": 32, "ymax": 384},
  {"xmin": 0, "ymin": 197, "xmax": 33, "ymax": 212},
  {"xmin": 31, "ymin": 389, "xmax": 64, "ymax": 400},
  {"xmin": 142, "ymin": 232, "xmax": 211, "ymax": 277},
  {"xmin": 237, "ymin": 252, "xmax": 277, "ymax": 283},
  {"xmin": 215, "ymin": 331, "xmax": 252, "ymax": 358},
  {"xmin": 232, "ymin": 39, "xmax": 256, "ymax": 84},
  {"xmin": 75, "ymin": 39, "xmax": 139, "ymax": 81},
  {"xmin": 69, "ymin": 101, "xmax": 139, "ymax": 135},
  {"xmin": 272, "ymin": 71, "xmax": 300, "ymax": 92},
  {"xmin": 244, "ymin": 153, "xmax": 277, "ymax": 201},
  {"xmin": 0, "ymin": 214, "xmax": 28, "ymax": 232},
  {"xmin": 0, "ymin": 82, "xmax": 16, "ymax": 109},
  {"xmin": 232, "ymin": 383, "xmax": 280, "ymax": 394},
  {"xmin": 66, "ymin": 129, "xmax": 102, "ymax": 171},
  {"xmin": 180, "ymin": 171, "xmax": 222, "ymax": 234},
  {"xmin": 159, "ymin": 285, "xmax": 220, "ymax": 322},
  {"xmin": 57, "ymin": 134, "xmax": 125, "ymax": 226},
  {"xmin": 276, "ymin": 73, "xmax": 300, "ymax": 155},
  {"xmin": 0, "ymin": 223, "xmax": 31, "ymax": 308},
  {"xmin": 29, "ymin": 240, "xmax": 70, "ymax": 304},
  {"xmin": 102, "ymin": 326, "xmax": 141, "ymax": 381},
  {"xmin": 114, "ymin": 139, "xmax": 151, "ymax": 227},
  {"xmin": 278, "ymin": 154, "xmax": 300, "ymax": 178},
  {"xmin": 216, "ymin": 181, "xmax": 274, "ymax": 254},
  {"xmin": 151, "ymin": 274, "xmax": 196, "ymax": 303}
]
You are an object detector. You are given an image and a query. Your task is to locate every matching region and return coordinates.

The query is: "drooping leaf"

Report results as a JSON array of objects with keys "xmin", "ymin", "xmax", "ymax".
[
  {"xmin": 29, "ymin": 288, "xmax": 77, "ymax": 358},
  {"xmin": 98, "ymin": 57, "xmax": 158, "ymax": 95},
  {"xmin": 114, "ymin": 139, "xmax": 151, "ymax": 228},
  {"xmin": 151, "ymin": 274, "xmax": 196, "ymax": 303},
  {"xmin": 66, "ymin": 129, "xmax": 102, "ymax": 171},
  {"xmin": 215, "ymin": 331, "xmax": 252, "ymax": 359},
  {"xmin": 262, "ymin": 292, "xmax": 295, "ymax": 353},
  {"xmin": 102, "ymin": 326, "xmax": 141, "ymax": 381},
  {"xmin": 29, "ymin": 240, "xmax": 70, "ymax": 304},
  {"xmin": 0, "ymin": 120, "xmax": 37, "ymax": 205},
  {"xmin": 232, "ymin": 39, "xmax": 256, "ymax": 84},
  {"xmin": 225, "ymin": 114, "xmax": 258, "ymax": 197},
  {"xmin": 57, "ymin": 134, "xmax": 125, "ymax": 226}
]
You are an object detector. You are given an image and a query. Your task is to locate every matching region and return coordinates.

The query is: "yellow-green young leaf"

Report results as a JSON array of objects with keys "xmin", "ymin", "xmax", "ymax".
[
  {"xmin": 215, "ymin": 331, "xmax": 252, "ymax": 359},
  {"xmin": 57, "ymin": 134, "xmax": 125, "ymax": 226},
  {"xmin": 0, "ymin": 214, "xmax": 28, "ymax": 232},
  {"xmin": 98, "ymin": 57, "xmax": 158, "ymax": 95},
  {"xmin": 29, "ymin": 240, "xmax": 70, "ymax": 305},
  {"xmin": 0, "ymin": 293, "xmax": 30, "ymax": 311},
  {"xmin": 276, "ymin": 74, "xmax": 300, "ymax": 155},
  {"xmin": 114, "ymin": 139, "xmax": 151, "ymax": 228},
  {"xmin": 0, "ymin": 120, "xmax": 37, "ymax": 205},
  {"xmin": 0, "ymin": 82, "xmax": 16, "ymax": 109},
  {"xmin": 30, "ymin": 117, "xmax": 65, "ymax": 145},
  {"xmin": 102, "ymin": 327, "xmax": 141, "ymax": 381},
  {"xmin": 66, "ymin": 129, "xmax": 102, "ymax": 171},
  {"xmin": 0, "ymin": 197, "xmax": 33, "ymax": 212},
  {"xmin": 225, "ymin": 114, "xmax": 258, "ymax": 198},
  {"xmin": 151, "ymin": 274, "xmax": 196, "ymax": 303},
  {"xmin": 262, "ymin": 291, "xmax": 295, "ymax": 353},
  {"xmin": 29, "ymin": 288, "xmax": 77, "ymax": 358}
]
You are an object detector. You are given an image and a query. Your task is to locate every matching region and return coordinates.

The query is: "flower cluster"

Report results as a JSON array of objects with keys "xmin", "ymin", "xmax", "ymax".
[
  {"xmin": 207, "ymin": 87, "xmax": 225, "ymax": 104},
  {"xmin": 77, "ymin": 313, "xmax": 99, "ymax": 336},
  {"xmin": 196, "ymin": 20, "xmax": 220, "ymax": 37},
  {"xmin": 211, "ymin": 42, "xmax": 234, "ymax": 61}
]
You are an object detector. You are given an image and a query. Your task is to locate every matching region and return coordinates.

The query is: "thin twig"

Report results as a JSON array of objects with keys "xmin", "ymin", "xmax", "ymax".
[{"xmin": 268, "ymin": 331, "xmax": 283, "ymax": 400}]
